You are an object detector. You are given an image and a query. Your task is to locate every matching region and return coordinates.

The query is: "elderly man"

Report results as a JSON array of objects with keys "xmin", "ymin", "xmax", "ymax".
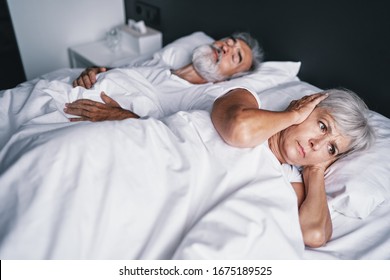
[{"xmin": 65, "ymin": 32, "xmax": 263, "ymax": 122}]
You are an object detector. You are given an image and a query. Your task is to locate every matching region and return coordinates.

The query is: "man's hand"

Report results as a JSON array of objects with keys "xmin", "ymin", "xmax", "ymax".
[
  {"xmin": 72, "ymin": 67, "xmax": 108, "ymax": 89},
  {"xmin": 64, "ymin": 92, "xmax": 139, "ymax": 122}
]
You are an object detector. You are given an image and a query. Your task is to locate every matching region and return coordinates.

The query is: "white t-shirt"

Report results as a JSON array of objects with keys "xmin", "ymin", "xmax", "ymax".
[
  {"xmin": 282, "ymin": 164, "xmax": 303, "ymax": 183},
  {"xmin": 263, "ymin": 141, "xmax": 302, "ymax": 184}
]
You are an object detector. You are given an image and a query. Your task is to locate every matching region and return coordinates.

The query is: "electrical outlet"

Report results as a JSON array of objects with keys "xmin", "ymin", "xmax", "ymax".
[{"xmin": 135, "ymin": 1, "xmax": 160, "ymax": 27}]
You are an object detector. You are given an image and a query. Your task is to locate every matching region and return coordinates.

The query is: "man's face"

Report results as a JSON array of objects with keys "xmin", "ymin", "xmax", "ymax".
[
  {"xmin": 192, "ymin": 37, "xmax": 253, "ymax": 82},
  {"xmin": 277, "ymin": 108, "xmax": 351, "ymax": 167}
]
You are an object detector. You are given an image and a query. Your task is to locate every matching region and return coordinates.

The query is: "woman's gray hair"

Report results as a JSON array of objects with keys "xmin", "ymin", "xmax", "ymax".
[
  {"xmin": 317, "ymin": 88, "xmax": 375, "ymax": 157},
  {"xmin": 230, "ymin": 32, "xmax": 264, "ymax": 78}
]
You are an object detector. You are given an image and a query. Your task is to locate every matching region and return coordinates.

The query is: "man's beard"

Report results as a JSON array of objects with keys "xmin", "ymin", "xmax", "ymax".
[{"xmin": 192, "ymin": 44, "xmax": 226, "ymax": 82}]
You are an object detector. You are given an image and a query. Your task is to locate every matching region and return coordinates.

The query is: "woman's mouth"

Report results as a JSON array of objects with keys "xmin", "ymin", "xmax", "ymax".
[{"xmin": 297, "ymin": 141, "xmax": 305, "ymax": 157}]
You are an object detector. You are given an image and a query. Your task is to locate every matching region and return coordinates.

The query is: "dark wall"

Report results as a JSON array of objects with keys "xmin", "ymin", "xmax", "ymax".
[
  {"xmin": 125, "ymin": 0, "xmax": 390, "ymax": 117},
  {"xmin": 0, "ymin": 0, "xmax": 25, "ymax": 90}
]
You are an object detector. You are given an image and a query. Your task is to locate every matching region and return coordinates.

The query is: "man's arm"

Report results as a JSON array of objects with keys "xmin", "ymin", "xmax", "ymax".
[
  {"xmin": 64, "ymin": 92, "xmax": 139, "ymax": 122},
  {"xmin": 72, "ymin": 67, "xmax": 111, "ymax": 89},
  {"xmin": 210, "ymin": 88, "xmax": 326, "ymax": 148}
]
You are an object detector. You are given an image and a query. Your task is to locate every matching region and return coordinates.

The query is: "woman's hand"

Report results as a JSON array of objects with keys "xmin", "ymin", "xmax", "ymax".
[
  {"xmin": 72, "ymin": 67, "xmax": 108, "ymax": 89},
  {"xmin": 303, "ymin": 156, "xmax": 337, "ymax": 175},
  {"xmin": 287, "ymin": 93, "xmax": 328, "ymax": 125}
]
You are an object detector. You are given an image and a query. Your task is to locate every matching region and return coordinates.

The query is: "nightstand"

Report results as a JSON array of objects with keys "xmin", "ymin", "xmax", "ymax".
[{"xmin": 69, "ymin": 26, "xmax": 162, "ymax": 68}]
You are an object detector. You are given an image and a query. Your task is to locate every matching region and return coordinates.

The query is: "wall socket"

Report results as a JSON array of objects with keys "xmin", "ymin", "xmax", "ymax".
[{"xmin": 135, "ymin": 1, "xmax": 160, "ymax": 27}]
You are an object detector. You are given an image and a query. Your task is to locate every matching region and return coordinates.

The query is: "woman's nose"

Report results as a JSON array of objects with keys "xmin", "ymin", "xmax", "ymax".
[{"xmin": 310, "ymin": 136, "xmax": 327, "ymax": 150}]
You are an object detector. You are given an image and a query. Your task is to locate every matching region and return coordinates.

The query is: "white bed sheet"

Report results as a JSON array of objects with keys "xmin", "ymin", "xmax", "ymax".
[
  {"xmin": 1, "ymin": 56, "xmax": 390, "ymax": 259},
  {"xmin": 0, "ymin": 68, "xmax": 304, "ymax": 259},
  {"xmin": 304, "ymin": 201, "xmax": 390, "ymax": 259}
]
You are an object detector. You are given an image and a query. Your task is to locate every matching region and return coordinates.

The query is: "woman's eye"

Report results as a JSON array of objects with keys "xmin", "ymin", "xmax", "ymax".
[
  {"xmin": 319, "ymin": 121, "xmax": 327, "ymax": 132},
  {"xmin": 328, "ymin": 144, "xmax": 336, "ymax": 155}
]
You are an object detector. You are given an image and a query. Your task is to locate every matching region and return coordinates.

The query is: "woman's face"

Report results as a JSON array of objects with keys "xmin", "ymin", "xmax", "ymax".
[{"xmin": 277, "ymin": 108, "xmax": 351, "ymax": 167}]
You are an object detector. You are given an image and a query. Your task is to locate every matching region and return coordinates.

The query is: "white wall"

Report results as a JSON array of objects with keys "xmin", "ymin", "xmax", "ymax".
[{"xmin": 7, "ymin": 0, "xmax": 125, "ymax": 80}]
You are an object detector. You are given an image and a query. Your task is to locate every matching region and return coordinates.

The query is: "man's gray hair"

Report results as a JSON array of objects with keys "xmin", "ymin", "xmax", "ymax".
[
  {"xmin": 230, "ymin": 32, "xmax": 264, "ymax": 78},
  {"xmin": 317, "ymin": 88, "xmax": 375, "ymax": 157}
]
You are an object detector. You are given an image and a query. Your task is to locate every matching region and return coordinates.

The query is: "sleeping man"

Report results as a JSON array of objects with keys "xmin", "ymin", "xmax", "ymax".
[{"xmin": 64, "ymin": 32, "xmax": 264, "ymax": 121}]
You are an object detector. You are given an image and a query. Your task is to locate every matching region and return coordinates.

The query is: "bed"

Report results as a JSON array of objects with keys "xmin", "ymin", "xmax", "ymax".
[{"xmin": 1, "ymin": 32, "xmax": 390, "ymax": 260}]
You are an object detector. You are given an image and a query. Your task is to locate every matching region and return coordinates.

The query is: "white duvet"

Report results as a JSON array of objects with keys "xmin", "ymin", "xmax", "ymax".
[{"xmin": 0, "ymin": 68, "xmax": 305, "ymax": 259}]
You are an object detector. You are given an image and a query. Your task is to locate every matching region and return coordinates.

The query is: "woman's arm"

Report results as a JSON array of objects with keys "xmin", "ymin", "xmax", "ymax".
[
  {"xmin": 211, "ymin": 88, "xmax": 328, "ymax": 148},
  {"xmin": 298, "ymin": 164, "xmax": 333, "ymax": 248},
  {"xmin": 211, "ymin": 88, "xmax": 299, "ymax": 147},
  {"xmin": 291, "ymin": 182, "xmax": 306, "ymax": 208}
]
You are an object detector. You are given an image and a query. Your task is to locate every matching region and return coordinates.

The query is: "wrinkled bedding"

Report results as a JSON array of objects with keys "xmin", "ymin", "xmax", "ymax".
[{"xmin": 0, "ymin": 68, "xmax": 304, "ymax": 259}]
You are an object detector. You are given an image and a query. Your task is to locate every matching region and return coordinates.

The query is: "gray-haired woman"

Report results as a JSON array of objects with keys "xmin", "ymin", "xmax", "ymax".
[{"xmin": 211, "ymin": 87, "xmax": 374, "ymax": 248}]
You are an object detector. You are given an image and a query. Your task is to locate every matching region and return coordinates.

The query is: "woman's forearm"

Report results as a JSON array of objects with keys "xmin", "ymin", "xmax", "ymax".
[{"xmin": 299, "ymin": 167, "xmax": 332, "ymax": 248}]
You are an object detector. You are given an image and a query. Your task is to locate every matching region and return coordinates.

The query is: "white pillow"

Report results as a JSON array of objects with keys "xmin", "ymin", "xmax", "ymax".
[
  {"xmin": 144, "ymin": 31, "xmax": 214, "ymax": 69},
  {"xmin": 257, "ymin": 81, "xmax": 390, "ymax": 219},
  {"xmin": 220, "ymin": 61, "xmax": 301, "ymax": 94},
  {"xmin": 325, "ymin": 111, "xmax": 390, "ymax": 218}
]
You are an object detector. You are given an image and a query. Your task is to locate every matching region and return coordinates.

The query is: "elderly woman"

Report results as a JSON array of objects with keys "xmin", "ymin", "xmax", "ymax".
[{"xmin": 211, "ymin": 87, "xmax": 374, "ymax": 248}]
